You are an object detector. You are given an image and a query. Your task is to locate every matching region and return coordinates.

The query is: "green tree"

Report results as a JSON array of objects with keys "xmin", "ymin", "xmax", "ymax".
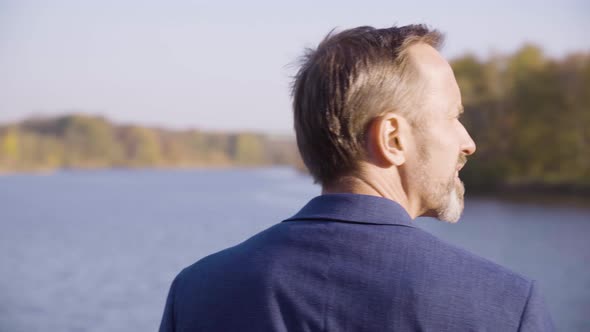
[
  {"xmin": 57, "ymin": 114, "xmax": 121, "ymax": 167},
  {"xmin": 120, "ymin": 126, "xmax": 162, "ymax": 166},
  {"xmin": 228, "ymin": 133, "xmax": 265, "ymax": 165}
]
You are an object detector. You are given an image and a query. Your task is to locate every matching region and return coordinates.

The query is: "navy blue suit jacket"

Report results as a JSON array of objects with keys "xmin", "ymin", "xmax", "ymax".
[{"xmin": 159, "ymin": 193, "xmax": 554, "ymax": 331}]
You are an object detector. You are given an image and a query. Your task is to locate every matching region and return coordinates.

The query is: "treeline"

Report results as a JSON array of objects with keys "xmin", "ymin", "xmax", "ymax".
[
  {"xmin": 0, "ymin": 114, "xmax": 302, "ymax": 172},
  {"xmin": 1, "ymin": 45, "xmax": 589, "ymax": 193},
  {"xmin": 452, "ymin": 45, "xmax": 590, "ymax": 192}
]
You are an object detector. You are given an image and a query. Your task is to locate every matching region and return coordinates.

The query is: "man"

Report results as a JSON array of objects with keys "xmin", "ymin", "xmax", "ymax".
[{"xmin": 159, "ymin": 25, "xmax": 554, "ymax": 331}]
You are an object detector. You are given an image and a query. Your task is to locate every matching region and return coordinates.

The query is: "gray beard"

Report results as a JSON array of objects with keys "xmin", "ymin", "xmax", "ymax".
[{"xmin": 435, "ymin": 176, "xmax": 465, "ymax": 223}]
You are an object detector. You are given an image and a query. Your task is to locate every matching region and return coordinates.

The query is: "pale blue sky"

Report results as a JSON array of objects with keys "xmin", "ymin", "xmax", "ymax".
[{"xmin": 1, "ymin": 0, "xmax": 588, "ymax": 134}]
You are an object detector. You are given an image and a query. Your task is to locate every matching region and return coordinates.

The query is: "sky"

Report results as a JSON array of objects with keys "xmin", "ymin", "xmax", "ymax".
[{"xmin": 0, "ymin": 0, "xmax": 588, "ymax": 134}]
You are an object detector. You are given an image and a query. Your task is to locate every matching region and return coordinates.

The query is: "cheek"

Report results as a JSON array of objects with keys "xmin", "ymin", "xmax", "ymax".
[{"xmin": 430, "ymin": 140, "xmax": 458, "ymax": 176}]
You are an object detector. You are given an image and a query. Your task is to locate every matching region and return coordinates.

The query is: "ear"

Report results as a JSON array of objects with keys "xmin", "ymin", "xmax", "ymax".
[{"xmin": 366, "ymin": 112, "xmax": 407, "ymax": 167}]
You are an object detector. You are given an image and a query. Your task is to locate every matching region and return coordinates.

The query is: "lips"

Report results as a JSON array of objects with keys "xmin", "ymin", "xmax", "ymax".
[
  {"xmin": 456, "ymin": 163, "xmax": 465, "ymax": 180},
  {"xmin": 457, "ymin": 154, "xmax": 468, "ymax": 171}
]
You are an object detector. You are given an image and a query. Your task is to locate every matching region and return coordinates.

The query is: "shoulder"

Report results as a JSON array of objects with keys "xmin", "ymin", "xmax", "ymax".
[
  {"xmin": 174, "ymin": 223, "xmax": 285, "ymax": 283},
  {"xmin": 413, "ymin": 226, "xmax": 530, "ymax": 283},
  {"xmin": 402, "ymin": 227, "xmax": 538, "ymax": 324}
]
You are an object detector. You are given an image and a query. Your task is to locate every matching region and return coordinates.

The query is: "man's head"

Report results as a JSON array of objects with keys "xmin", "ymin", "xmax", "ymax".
[{"xmin": 291, "ymin": 25, "xmax": 476, "ymax": 222}]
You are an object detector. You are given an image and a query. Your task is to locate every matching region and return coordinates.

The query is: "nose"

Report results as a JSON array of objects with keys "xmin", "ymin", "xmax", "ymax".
[{"xmin": 461, "ymin": 127, "xmax": 477, "ymax": 156}]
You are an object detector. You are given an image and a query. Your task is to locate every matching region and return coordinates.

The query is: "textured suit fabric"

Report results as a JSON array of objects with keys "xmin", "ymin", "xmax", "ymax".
[{"xmin": 159, "ymin": 193, "xmax": 554, "ymax": 331}]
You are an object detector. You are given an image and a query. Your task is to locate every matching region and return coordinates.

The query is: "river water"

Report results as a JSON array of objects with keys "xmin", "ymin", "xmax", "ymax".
[{"xmin": 0, "ymin": 168, "xmax": 588, "ymax": 331}]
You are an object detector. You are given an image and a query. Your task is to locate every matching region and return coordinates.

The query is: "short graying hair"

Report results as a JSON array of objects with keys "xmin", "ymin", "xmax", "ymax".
[{"xmin": 291, "ymin": 24, "xmax": 444, "ymax": 186}]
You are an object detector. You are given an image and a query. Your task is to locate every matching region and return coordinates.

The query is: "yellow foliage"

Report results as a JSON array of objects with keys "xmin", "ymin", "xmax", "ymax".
[{"xmin": 0, "ymin": 128, "xmax": 20, "ymax": 161}]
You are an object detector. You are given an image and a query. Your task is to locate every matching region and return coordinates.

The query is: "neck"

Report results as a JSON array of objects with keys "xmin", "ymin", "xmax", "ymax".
[{"xmin": 321, "ymin": 166, "xmax": 420, "ymax": 219}]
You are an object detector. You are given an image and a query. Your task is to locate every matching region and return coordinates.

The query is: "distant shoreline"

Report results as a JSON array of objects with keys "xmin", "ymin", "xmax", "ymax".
[
  {"xmin": 2, "ymin": 165, "xmax": 588, "ymax": 201},
  {"xmin": 0, "ymin": 164, "xmax": 289, "ymax": 176}
]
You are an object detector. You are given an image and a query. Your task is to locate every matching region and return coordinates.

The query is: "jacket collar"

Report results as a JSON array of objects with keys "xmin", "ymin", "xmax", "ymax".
[{"xmin": 282, "ymin": 193, "xmax": 416, "ymax": 228}]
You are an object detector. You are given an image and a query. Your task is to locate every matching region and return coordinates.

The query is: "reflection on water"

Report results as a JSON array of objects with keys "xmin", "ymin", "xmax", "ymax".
[{"xmin": 0, "ymin": 168, "xmax": 588, "ymax": 331}]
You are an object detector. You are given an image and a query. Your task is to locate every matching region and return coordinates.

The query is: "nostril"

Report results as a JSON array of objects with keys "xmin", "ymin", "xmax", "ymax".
[{"xmin": 463, "ymin": 137, "xmax": 476, "ymax": 155}]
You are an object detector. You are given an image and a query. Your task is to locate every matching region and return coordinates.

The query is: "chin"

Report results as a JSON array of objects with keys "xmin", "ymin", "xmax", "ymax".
[{"xmin": 436, "ymin": 179, "xmax": 465, "ymax": 223}]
